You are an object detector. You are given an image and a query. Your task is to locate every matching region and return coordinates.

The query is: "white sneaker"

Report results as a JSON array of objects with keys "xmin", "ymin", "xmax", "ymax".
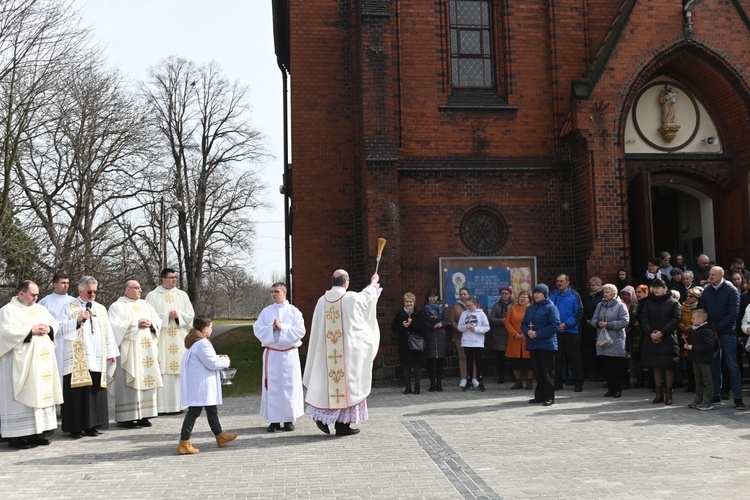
[
  {"xmin": 458, "ymin": 378, "xmax": 467, "ymax": 388},
  {"xmin": 472, "ymin": 378, "xmax": 480, "ymax": 388}
]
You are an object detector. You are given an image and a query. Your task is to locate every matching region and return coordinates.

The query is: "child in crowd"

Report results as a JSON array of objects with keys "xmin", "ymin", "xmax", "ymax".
[
  {"xmin": 458, "ymin": 296, "xmax": 490, "ymax": 392},
  {"xmin": 177, "ymin": 315, "xmax": 238, "ymax": 454},
  {"xmin": 684, "ymin": 309, "xmax": 716, "ymax": 411}
]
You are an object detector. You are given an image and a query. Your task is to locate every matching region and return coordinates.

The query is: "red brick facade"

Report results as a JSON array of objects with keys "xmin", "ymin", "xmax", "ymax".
[{"xmin": 274, "ymin": 0, "xmax": 750, "ymax": 365}]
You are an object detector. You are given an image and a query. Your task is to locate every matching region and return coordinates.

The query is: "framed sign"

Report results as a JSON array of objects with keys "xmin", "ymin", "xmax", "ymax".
[{"xmin": 439, "ymin": 256, "xmax": 537, "ymax": 311}]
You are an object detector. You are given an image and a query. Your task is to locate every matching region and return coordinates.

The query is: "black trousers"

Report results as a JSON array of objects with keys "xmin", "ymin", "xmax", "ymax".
[
  {"xmin": 601, "ymin": 355, "xmax": 626, "ymax": 392},
  {"xmin": 180, "ymin": 405, "xmax": 222, "ymax": 440},
  {"xmin": 531, "ymin": 350, "xmax": 556, "ymax": 402},
  {"xmin": 555, "ymin": 332, "xmax": 584, "ymax": 386},
  {"xmin": 61, "ymin": 372, "xmax": 109, "ymax": 433},
  {"xmin": 464, "ymin": 346, "xmax": 484, "ymax": 382}
]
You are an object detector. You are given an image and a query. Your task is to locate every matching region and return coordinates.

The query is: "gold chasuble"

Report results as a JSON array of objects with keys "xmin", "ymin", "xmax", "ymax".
[
  {"xmin": 69, "ymin": 301, "xmax": 108, "ymax": 388},
  {"xmin": 323, "ymin": 299, "xmax": 348, "ymax": 409}
]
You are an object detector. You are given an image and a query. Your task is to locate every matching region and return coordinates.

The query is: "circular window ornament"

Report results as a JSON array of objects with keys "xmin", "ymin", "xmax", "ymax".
[{"xmin": 460, "ymin": 206, "xmax": 507, "ymax": 255}]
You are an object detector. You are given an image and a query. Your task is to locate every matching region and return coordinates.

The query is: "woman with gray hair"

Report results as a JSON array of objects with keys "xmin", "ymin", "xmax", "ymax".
[{"xmin": 592, "ymin": 284, "xmax": 630, "ymax": 398}]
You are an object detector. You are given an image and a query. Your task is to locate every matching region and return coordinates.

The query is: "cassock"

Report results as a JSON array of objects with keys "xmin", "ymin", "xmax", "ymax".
[
  {"xmin": 108, "ymin": 297, "xmax": 163, "ymax": 423},
  {"xmin": 59, "ymin": 298, "xmax": 119, "ymax": 433},
  {"xmin": 254, "ymin": 301, "xmax": 305, "ymax": 424},
  {"xmin": 38, "ymin": 293, "xmax": 75, "ymax": 383},
  {"xmin": 0, "ymin": 298, "xmax": 62, "ymax": 438},
  {"xmin": 302, "ymin": 282, "xmax": 380, "ymax": 424},
  {"xmin": 145, "ymin": 286, "xmax": 195, "ymax": 413}
]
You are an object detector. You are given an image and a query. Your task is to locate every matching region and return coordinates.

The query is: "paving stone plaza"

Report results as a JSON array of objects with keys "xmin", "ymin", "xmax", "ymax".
[{"xmin": 2, "ymin": 383, "xmax": 749, "ymax": 499}]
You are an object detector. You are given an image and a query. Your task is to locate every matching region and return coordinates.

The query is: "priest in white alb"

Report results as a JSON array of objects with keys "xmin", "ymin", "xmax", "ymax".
[
  {"xmin": 38, "ymin": 271, "xmax": 75, "ymax": 383},
  {"xmin": 145, "ymin": 268, "xmax": 195, "ymax": 414},
  {"xmin": 108, "ymin": 280, "xmax": 163, "ymax": 428},
  {"xmin": 59, "ymin": 276, "xmax": 119, "ymax": 438},
  {"xmin": 254, "ymin": 282, "xmax": 305, "ymax": 432},
  {"xmin": 303, "ymin": 269, "xmax": 381, "ymax": 436},
  {"xmin": 0, "ymin": 281, "xmax": 63, "ymax": 449}
]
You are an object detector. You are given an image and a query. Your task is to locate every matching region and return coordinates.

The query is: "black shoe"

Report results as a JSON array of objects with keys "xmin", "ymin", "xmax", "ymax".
[
  {"xmin": 711, "ymin": 395, "xmax": 722, "ymax": 404},
  {"xmin": 69, "ymin": 431, "xmax": 83, "ymax": 439},
  {"xmin": 283, "ymin": 422, "xmax": 295, "ymax": 432},
  {"xmin": 428, "ymin": 384, "xmax": 436, "ymax": 392},
  {"xmin": 83, "ymin": 428, "xmax": 101, "ymax": 437},
  {"xmin": 613, "ymin": 391, "xmax": 622, "ymax": 398},
  {"xmin": 478, "ymin": 383, "xmax": 485, "ymax": 392},
  {"xmin": 574, "ymin": 385, "xmax": 583, "ymax": 392},
  {"xmin": 543, "ymin": 400, "xmax": 555, "ymax": 406},
  {"xmin": 32, "ymin": 436, "xmax": 51, "ymax": 446},
  {"xmin": 462, "ymin": 385, "xmax": 470, "ymax": 392},
  {"xmin": 118, "ymin": 421, "xmax": 140, "ymax": 429},
  {"xmin": 603, "ymin": 390, "xmax": 614, "ymax": 397},
  {"xmin": 735, "ymin": 399, "xmax": 747, "ymax": 411},
  {"xmin": 529, "ymin": 398, "xmax": 544, "ymax": 404},
  {"xmin": 413, "ymin": 385, "xmax": 420, "ymax": 395},
  {"xmin": 136, "ymin": 419, "xmax": 152, "ymax": 427},
  {"xmin": 335, "ymin": 425, "xmax": 360, "ymax": 437},
  {"xmin": 8, "ymin": 439, "xmax": 31, "ymax": 450},
  {"xmin": 403, "ymin": 386, "xmax": 412, "ymax": 395},
  {"xmin": 267, "ymin": 423, "xmax": 282, "ymax": 432},
  {"xmin": 315, "ymin": 420, "xmax": 330, "ymax": 435},
  {"xmin": 436, "ymin": 381, "xmax": 443, "ymax": 392}
]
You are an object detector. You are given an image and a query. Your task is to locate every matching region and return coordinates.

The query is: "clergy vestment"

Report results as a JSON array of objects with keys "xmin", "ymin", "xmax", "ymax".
[
  {"xmin": 145, "ymin": 286, "xmax": 195, "ymax": 413},
  {"xmin": 108, "ymin": 297, "xmax": 163, "ymax": 423},
  {"xmin": 0, "ymin": 298, "xmax": 62, "ymax": 438},
  {"xmin": 254, "ymin": 300, "xmax": 305, "ymax": 424},
  {"xmin": 302, "ymin": 281, "xmax": 381, "ymax": 424},
  {"xmin": 38, "ymin": 292, "xmax": 75, "ymax": 383},
  {"xmin": 59, "ymin": 298, "xmax": 119, "ymax": 433}
]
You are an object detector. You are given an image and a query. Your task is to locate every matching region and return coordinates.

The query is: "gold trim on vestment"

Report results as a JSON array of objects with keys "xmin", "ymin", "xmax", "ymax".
[
  {"xmin": 69, "ymin": 301, "xmax": 108, "ymax": 388},
  {"xmin": 323, "ymin": 299, "xmax": 347, "ymax": 408}
]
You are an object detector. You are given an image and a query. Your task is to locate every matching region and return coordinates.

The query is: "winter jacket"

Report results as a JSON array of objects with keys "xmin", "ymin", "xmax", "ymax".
[
  {"xmin": 699, "ymin": 279, "xmax": 740, "ymax": 336},
  {"xmin": 686, "ymin": 322, "xmax": 717, "ymax": 365},
  {"xmin": 592, "ymin": 297, "xmax": 629, "ymax": 357},
  {"xmin": 488, "ymin": 298, "xmax": 512, "ymax": 351},
  {"xmin": 548, "ymin": 286, "xmax": 583, "ymax": 334},
  {"xmin": 641, "ymin": 293, "xmax": 681, "ymax": 368},
  {"xmin": 522, "ymin": 286, "xmax": 560, "ymax": 351},
  {"xmin": 505, "ymin": 303, "xmax": 531, "ymax": 359},
  {"xmin": 392, "ymin": 308, "xmax": 427, "ymax": 364},
  {"xmin": 422, "ymin": 301, "xmax": 448, "ymax": 359}
]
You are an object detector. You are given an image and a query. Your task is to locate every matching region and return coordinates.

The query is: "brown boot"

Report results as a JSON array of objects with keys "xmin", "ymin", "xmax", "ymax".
[
  {"xmin": 215, "ymin": 431, "xmax": 238, "ymax": 448},
  {"xmin": 652, "ymin": 388, "xmax": 664, "ymax": 404},
  {"xmin": 525, "ymin": 379, "xmax": 533, "ymax": 390},
  {"xmin": 177, "ymin": 440, "xmax": 199, "ymax": 454},
  {"xmin": 665, "ymin": 387, "xmax": 673, "ymax": 406}
]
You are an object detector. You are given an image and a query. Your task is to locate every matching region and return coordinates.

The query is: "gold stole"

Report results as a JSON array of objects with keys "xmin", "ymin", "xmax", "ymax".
[
  {"xmin": 69, "ymin": 301, "xmax": 108, "ymax": 388},
  {"xmin": 323, "ymin": 298, "xmax": 347, "ymax": 409}
]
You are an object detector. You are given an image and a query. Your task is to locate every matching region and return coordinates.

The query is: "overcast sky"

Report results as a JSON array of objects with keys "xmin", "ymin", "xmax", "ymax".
[{"xmin": 74, "ymin": 0, "xmax": 286, "ymax": 283}]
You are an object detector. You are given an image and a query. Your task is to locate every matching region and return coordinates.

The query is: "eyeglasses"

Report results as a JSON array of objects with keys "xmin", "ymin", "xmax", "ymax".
[
  {"xmin": 128, "ymin": 286, "xmax": 142, "ymax": 290},
  {"xmin": 164, "ymin": 275, "xmax": 178, "ymax": 279},
  {"xmin": 270, "ymin": 290, "xmax": 282, "ymax": 294},
  {"xmin": 84, "ymin": 290, "xmax": 97, "ymax": 295}
]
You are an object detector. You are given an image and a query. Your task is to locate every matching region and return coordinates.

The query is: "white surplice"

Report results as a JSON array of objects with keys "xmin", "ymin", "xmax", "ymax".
[
  {"xmin": 254, "ymin": 301, "xmax": 305, "ymax": 423},
  {"xmin": 108, "ymin": 297, "xmax": 163, "ymax": 422},
  {"xmin": 38, "ymin": 293, "xmax": 75, "ymax": 383},
  {"xmin": 0, "ymin": 298, "xmax": 62, "ymax": 438},
  {"xmin": 145, "ymin": 285, "xmax": 195, "ymax": 413}
]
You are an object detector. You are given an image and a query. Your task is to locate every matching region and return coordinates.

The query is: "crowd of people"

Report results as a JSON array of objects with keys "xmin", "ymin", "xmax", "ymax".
[{"xmin": 394, "ymin": 252, "xmax": 750, "ymax": 410}]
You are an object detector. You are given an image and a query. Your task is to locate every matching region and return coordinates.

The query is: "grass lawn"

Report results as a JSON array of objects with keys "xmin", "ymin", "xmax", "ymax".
[{"xmin": 212, "ymin": 324, "xmax": 262, "ymax": 397}]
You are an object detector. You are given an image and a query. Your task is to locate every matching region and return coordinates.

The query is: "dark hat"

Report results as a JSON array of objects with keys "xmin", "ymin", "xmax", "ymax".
[
  {"xmin": 651, "ymin": 279, "xmax": 667, "ymax": 288},
  {"xmin": 670, "ymin": 268, "xmax": 683, "ymax": 276},
  {"xmin": 499, "ymin": 286, "xmax": 513, "ymax": 295},
  {"xmin": 533, "ymin": 283, "xmax": 549, "ymax": 298}
]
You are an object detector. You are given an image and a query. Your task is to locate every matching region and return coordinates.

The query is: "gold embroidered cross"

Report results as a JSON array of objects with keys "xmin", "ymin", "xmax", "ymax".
[
  {"xmin": 28, "ymin": 309, "xmax": 39, "ymax": 318},
  {"xmin": 44, "ymin": 391, "xmax": 52, "ymax": 404},
  {"xmin": 132, "ymin": 304, "xmax": 142, "ymax": 313},
  {"xmin": 326, "ymin": 329, "xmax": 342, "ymax": 344},
  {"xmin": 328, "ymin": 349, "xmax": 343, "ymax": 365},
  {"xmin": 328, "ymin": 368, "xmax": 345, "ymax": 384},
  {"xmin": 140, "ymin": 337, "xmax": 152, "ymax": 349},
  {"xmin": 164, "ymin": 294, "xmax": 175, "ymax": 304},
  {"xmin": 167, "ymin": 326, "xmax": 178, "ymax": 337},
  {"xmin": 168, "ymin": 343, "xmax": 179, "ymax": 355},
  {"xmin": 40, "ymin": 348, "xmax": 51, "ymax": 360},
  {"xmin": 170, "ymin": 361, "xmax": 180, "ymax": 372},
  {"xmin": 142, "ymin": 356, "xmax": 154, "ymax": 368},
  {"xmin": 329, "ymin": 388, "xmax": 346, "ymax": 403},
  {"xmin": 143, "ymin": 375, "xmax": 156, "ymax": 387},
  {"xmin": 42, "ymin": 369, "xmax": 52, "ymax": 383}
]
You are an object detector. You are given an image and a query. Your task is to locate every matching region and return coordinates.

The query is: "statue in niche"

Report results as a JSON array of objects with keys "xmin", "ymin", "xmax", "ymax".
[{"xmin": 657, "ymin": 84, "xmax": 680, "ymax": 143}]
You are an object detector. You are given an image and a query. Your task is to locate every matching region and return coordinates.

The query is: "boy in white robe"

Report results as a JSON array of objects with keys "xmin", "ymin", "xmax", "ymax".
[{"xmin": 253, "ymin": 282, "xmax": 305, "ymax": 432}]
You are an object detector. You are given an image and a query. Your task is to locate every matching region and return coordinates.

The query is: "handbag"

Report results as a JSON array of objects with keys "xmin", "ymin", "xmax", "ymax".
[
  {"xmin": 596, "ymin": 329, "xmax": 613, "ymax": 347},
  {"xmin": 408, "ymin": 333, "xmax": 424, "ymax": 351}
]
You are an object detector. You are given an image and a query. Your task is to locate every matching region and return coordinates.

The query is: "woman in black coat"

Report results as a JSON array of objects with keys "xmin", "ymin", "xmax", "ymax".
[
  {"xmin": 640, "ymin": 279, "xmax": 681, "ymax": 405},
  {"xmin": 422, "ymin": 288, "xmax": 448, "ymax": 392},
  {"xmin": 392, "ymin": 292, "xmax": 426, "ymax": 394}
]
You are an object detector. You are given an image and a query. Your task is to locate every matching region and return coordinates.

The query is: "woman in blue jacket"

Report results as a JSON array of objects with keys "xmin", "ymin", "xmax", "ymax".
[{"xmin": 522, "ymin": 284, "xmax": 561, "ymax": 406}]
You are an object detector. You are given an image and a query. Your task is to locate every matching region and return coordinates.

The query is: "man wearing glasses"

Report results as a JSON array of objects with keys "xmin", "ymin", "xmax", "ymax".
[
  {"xmin": 0, "ymin": 281, "xmax": 62, "ymax": 449},
  {"xmin": 59, "ymin": 276, "xmax": 119, "ymax": 438},
  {"xmin": 108, "ymin": 280, "xmax": 163, "ymax": 428},
  {"xmin": 146, "ymin": 268, "xmax": 196, "ymax": 414}
]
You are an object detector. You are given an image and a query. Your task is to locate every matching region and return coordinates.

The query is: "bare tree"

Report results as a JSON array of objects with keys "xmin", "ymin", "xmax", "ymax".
[
  {"xmin": 12, "ymin": 58, "xmax": 159, "ymax": 286},
  {"xmin": 142, "ymin": 56, "xmax": 269, "ymax": 306},
  {"xmin": 0, "ymin": 0, "xmax": 89, "ymax": 267}
]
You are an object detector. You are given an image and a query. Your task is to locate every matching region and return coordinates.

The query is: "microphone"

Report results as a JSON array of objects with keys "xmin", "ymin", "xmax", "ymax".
[{"xmin": 85, "ymin": 301, "xmax": 96, "ymax": 317}]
